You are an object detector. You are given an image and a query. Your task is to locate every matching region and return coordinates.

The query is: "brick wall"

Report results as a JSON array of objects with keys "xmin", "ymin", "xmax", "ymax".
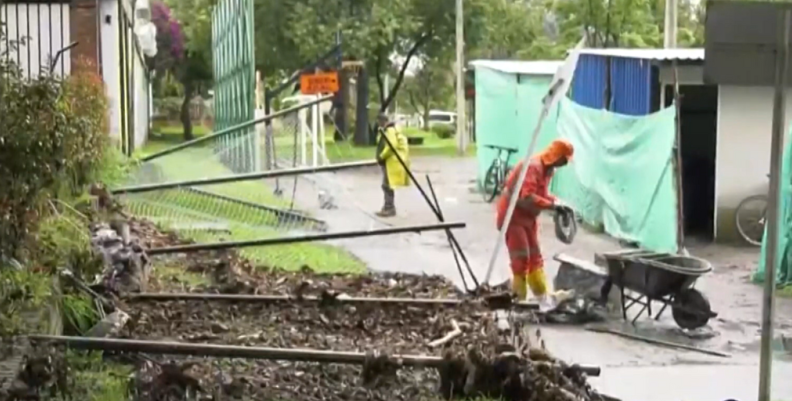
[{"xmin": 69, "ymin": 0, "xmax": 99, "ymax": 70}]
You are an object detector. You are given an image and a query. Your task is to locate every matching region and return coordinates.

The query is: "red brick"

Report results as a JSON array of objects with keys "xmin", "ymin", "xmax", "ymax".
[{"xmin": 69, "ymin": 0, "xmax": 98, "ymax": 71}]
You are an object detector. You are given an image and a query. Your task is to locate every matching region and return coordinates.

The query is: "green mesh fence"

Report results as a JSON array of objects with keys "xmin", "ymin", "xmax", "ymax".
[
  {"xmin": 212, "ymin": 0, "xmax": 256, "ymax": 173},
  {"xmin": 121, "ymin": 100, "xmax": 386, "ymax": 274}
]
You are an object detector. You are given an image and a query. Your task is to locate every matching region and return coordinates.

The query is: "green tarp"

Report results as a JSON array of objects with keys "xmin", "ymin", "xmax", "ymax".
[
  {"xmin": 753, "ymin": 128, "xmax": 792, "ymax": 285},
  {"xmin": 474, "ymin": 67, "xmax": 559, "ymax": 185},
  {"xmin": 550, "ymin": 98, "xmax": 679, "ymax": 253}
]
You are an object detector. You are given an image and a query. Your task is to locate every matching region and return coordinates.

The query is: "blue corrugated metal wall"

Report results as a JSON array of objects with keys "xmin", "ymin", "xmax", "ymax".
[
  {"xmin": 571, "ymin": 54, "xmax": 653, "ymax": 116},
  {"xmin": 609, "ymin": 57, "xmax": 652, "ymax": 115},
  {"xmin": 571, "ymin": 55, "xmax": 607, "ymax": 109}
]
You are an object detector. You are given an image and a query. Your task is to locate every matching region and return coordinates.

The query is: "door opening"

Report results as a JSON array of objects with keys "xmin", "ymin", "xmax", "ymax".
[{"xmin": 665, "ymin": 84, "xmax": 718, "ymax": 241}]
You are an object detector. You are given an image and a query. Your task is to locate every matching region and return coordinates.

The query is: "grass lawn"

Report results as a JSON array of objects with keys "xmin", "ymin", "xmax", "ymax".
[
  {"xmin": 324, "ymin": 127, "xmax": 476, "ymax": 163},
  {"xmin": 138, "ymin": 124, "xmax": 212, "ymax": 157},
  {"xmin": 123, "ymin": 124, "xmax": 366, "ymax": 274}
]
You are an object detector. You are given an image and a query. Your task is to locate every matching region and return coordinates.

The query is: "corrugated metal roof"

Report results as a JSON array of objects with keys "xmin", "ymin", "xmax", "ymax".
[
  {"xmin": 575, "ymin": 48, "xmax": 705, "ymax": 61},
  {"xmin": 469, "ymin": 60, "xmax": 563, "ymax": 75}
]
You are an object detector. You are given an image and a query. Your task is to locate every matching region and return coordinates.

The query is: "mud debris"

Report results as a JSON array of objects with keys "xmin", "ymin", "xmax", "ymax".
[{"xmin": 11, "ymin": 217, "xmax": 603, "ymax": 400}]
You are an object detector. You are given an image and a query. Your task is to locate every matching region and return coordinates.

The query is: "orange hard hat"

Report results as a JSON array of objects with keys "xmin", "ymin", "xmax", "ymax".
[{"xmin": 540, "ymin": 139, "xmax": 574, "ymax": 165}]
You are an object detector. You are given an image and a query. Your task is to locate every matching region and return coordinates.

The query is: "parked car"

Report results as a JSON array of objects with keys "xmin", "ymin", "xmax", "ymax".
[{"xmin": 427, "ymin": 110, "xmax": 457, "ymax": 128}]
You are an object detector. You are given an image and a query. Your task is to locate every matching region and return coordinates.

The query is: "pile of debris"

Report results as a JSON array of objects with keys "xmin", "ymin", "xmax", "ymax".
[{"xmin": 12, "ymin": 210, "xmax": 606, "ymax": 401}]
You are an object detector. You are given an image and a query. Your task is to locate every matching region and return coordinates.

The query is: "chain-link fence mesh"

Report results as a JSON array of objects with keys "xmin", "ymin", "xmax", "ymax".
[{"xmin": 119, "ymin": 99, "xmax": 386, "ymax": 274}]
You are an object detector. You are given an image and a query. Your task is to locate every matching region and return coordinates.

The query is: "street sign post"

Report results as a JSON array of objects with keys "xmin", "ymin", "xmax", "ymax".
[{"xmin": 300, "ymin": 71, "xmax": 340, "ymax": 95}]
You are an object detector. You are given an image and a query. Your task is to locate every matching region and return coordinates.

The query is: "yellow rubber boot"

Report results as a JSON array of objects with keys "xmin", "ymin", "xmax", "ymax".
[
  {"xmin": 511, "ymin": 273, "xmax": 528, "ymax": 300},
  {"xmin": 526, "ymin": 268, "xmax": 549, "ymax": 297}
]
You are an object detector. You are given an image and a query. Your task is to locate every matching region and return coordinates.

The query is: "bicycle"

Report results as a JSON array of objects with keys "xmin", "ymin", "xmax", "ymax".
[
  {"xmin": 735, "ymin": 174, "xmax": 769, "ymax": 247},
  {"xmin": 481, "ymin": 144, "xmax": 519, "ymax": 203}
]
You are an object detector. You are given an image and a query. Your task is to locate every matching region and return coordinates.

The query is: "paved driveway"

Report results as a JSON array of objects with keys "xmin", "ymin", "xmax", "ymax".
[{"xmin": 298, "ymin": 156, "xmax": 792, "ymax": 400}]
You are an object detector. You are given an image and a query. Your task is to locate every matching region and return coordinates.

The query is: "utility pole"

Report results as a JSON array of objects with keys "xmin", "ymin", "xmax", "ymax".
[
  {"xmin": 455, "ymin": 0, "xmax": 467, "ymax": 155},
  {"xmin": 759, "ymin": 13, "xmax": 790, "ymax": 401},
  {"xmin": 663, "ymin": 0, "xmax": 677, "ymax": 48}
]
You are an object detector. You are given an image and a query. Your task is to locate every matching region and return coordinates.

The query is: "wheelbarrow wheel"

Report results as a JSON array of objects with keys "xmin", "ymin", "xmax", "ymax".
[{"xmin": 672, "ymin": 289, "xmax": 712, "ymax": 330}]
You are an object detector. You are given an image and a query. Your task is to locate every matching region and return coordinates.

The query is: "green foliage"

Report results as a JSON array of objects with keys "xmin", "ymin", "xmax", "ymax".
[
  {"xmin": 93, "ymin": 146, "xmax": 136, "ymax": 189},
  {"xmin": 153, "ymin": 96, "xmax": 184, "ymax": 120},
  {"xmin": 32, "ymin": 212, "xmax": 103, "ymax": 279},
  {"xmin": 399, "ymin": 56, "xmax": 454, "ymax": 126},
  {"xmin": 58, "ymin": 351, "xmax": 132, "ymax": 401},
  {"xmin": 156, "ymin": 0, "xmax": 213, "ymax": 139},
  {"xmin": 0, "ymin": 58, "xmax": 110, "ymax": 259},
  {"xmin": 431, "ymin": 124, "xmax": 455, "ymax": 139},
  {"xmin": 0, "ymin": 269, "xmax": 52, "ymax": 336},
  {"xmin": 61, "ymin": 294, "xmax": 100, "ymax": 335},
  {"xmin": 255, "ymin": 0, "xmax": 490, "ymax": 111}
]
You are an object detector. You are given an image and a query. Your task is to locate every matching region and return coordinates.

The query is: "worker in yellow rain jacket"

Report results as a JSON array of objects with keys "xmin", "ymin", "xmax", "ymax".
[{"xmin": 375, "ymin": 113, "xmax": 410, "ymax": 217}]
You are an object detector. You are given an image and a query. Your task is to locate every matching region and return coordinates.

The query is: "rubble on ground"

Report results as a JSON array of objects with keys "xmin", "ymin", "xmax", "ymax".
[{"xmin": 13, "ymin": 215, "xmax": 605, "ymax": 400}]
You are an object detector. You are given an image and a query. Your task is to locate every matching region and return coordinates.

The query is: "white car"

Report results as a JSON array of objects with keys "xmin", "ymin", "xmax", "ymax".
[{"xmin": 427, "ymin": 110, "xmax": 456, "ymax": 128}]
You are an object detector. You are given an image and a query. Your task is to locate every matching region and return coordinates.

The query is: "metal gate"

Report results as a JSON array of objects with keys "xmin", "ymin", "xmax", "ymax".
[
  {"xmin": 211, "ymin": 0, "xmax": 255, "ymax": 173},
  {"xmin": 0, "ymin": 0, "xmax": 71, "ymax": 77}
]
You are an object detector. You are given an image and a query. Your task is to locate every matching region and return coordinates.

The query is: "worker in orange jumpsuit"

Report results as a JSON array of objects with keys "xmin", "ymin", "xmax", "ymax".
[{"xmin": 495, "ymin": 139, "xmax": 574, "ymax": 303}]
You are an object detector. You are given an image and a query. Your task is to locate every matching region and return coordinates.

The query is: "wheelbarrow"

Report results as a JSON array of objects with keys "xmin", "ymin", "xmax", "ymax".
[{"xmin": 597, "ymin": 249, "xmax": 717, "ymax": 330}]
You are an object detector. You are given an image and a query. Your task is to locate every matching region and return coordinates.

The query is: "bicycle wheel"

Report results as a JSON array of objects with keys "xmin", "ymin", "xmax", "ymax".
[
  {"xmin": 735, "ymin": 194, "xmax": 768, "ymax": 246},
  {"xmin": 482, "ymin": 162, "xmax": 502, "ymax": 203}
]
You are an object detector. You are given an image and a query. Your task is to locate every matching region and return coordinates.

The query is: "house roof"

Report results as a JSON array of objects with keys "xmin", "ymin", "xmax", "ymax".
[
  {"xmin": 576, "ymin": 48, "xmax": 705, "ymax": 61},
  {"xmin": 468, "ymin": 60, "xmax": 563, "ymax": 75}
]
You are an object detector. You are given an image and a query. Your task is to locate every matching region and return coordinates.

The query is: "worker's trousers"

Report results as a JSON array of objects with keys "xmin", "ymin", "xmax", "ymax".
[
  {"xmin": 505, "ymin": 218, "xmax": 548, "ymax": 299},
  {"xmin": 380, "ymin": 165, "xmax": 395, "ymax": 211}
]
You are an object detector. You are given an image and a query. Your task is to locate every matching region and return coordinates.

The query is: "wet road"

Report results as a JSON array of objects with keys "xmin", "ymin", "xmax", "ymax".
[{"xmin": 297, "ymin": 156, "xmax": 792, "ymax": 400}]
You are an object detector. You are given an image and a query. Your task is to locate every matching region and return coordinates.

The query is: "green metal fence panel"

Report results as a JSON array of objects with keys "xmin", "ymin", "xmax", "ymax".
[{"xmin": 212, "ymin": 0, "xmax": 256, "ymax": 173}]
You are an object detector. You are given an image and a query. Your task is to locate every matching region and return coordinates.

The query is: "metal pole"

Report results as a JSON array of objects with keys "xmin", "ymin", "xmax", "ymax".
[
  {"xmin": 147, "ymin": 222, "xmax": 466, "ymax": 255},
  {"xmin": 27, "ymin": 335, "xmax": 603, "ymax": 376},
  {"xmin": 672, "ymin": 62, "xmax": 686, "ymax": 254},
  {"xmin": 125, "ymin": 293, "xmax": 538, "ymax": 308},
  {"xmin": 110, "ymin": 160, "xmax": 378, "ymax": 195},
  {"xmin": 758, "ymin": 10, "xmax": 790, "ymax": 401},
  {"xmin": 455, "ymin": 0, "xmax": 466, "ymax": 155},
  {"xmin": 663, "ymin": 0, "xmax": 677, "ymax": 48},
  {"xmin": 426, "ymin": 175, "xmax": 474, "ymax": 293},
  {"xmin": 141, "ymin": 95, "xmax": 334, "ymax": 163},
  {"xmin": 378, "ymin": 135, "xmax": 480, "ymax": 290},
  {"xmin": 29, "ymin": 336, "xmax": 443, "ymax": 367}
]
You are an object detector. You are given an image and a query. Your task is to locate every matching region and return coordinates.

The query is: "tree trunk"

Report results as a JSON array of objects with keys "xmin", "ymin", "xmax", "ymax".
[
  {"xmin": 334, "ymin": 69, "xmax": 348, "ymax": 142},
  {"xmin": 421, "ymin": 71, "xmax": 432, "ymax": 131},
  {"xmin": 181, "ymin": 81, "xmax": 194, "ymax": 141},
  {"xmin": 354, "ymin": 67, "xmax": 370, "ymax": 146}
]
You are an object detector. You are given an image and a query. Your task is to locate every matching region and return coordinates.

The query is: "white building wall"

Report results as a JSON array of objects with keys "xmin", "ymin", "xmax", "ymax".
[
  {"xmin": 99, "ymin": 0, "xmax": 120, "ymax": 143},
  {"xmin": 0, "ymin": 3, "xmax": 71, "ymax": 78},
  {"xmin": 133, "ymin": 52, "xmax": 149, "ymax": 149},
  {"xmin": 659, "ymin": 65, "xmax": 704, "ymax": 86},
  {"xmin": 715, "ymin": 86, "xmax": 792, "ymax": 239}
]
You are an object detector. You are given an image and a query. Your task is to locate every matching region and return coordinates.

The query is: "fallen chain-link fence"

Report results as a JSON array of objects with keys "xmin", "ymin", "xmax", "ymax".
[{"xmin": 117, "ymin": 96, "xmax": 476, "ymax": 289}]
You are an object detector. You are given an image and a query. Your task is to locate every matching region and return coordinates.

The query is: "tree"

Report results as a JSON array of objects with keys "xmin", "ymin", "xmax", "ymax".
[
  {"xmin": 158, "ymin": 0, "xmax": 214, "ymax": 140},
  {"xmin": 255, "ymin": 0, "xmax": 488, "ymax": 113},
  {"xmin": 149, "ymin": 2, "xmax": 185, "ymax": 95},
  {"xmin": 399, "ymin": 55, "xmax": 453, "ymax": 129}
]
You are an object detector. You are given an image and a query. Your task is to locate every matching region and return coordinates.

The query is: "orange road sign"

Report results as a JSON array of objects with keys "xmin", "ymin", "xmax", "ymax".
[{"xmin": 300, "ymin": 71, "xmax": 339, "ymax": 94}]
